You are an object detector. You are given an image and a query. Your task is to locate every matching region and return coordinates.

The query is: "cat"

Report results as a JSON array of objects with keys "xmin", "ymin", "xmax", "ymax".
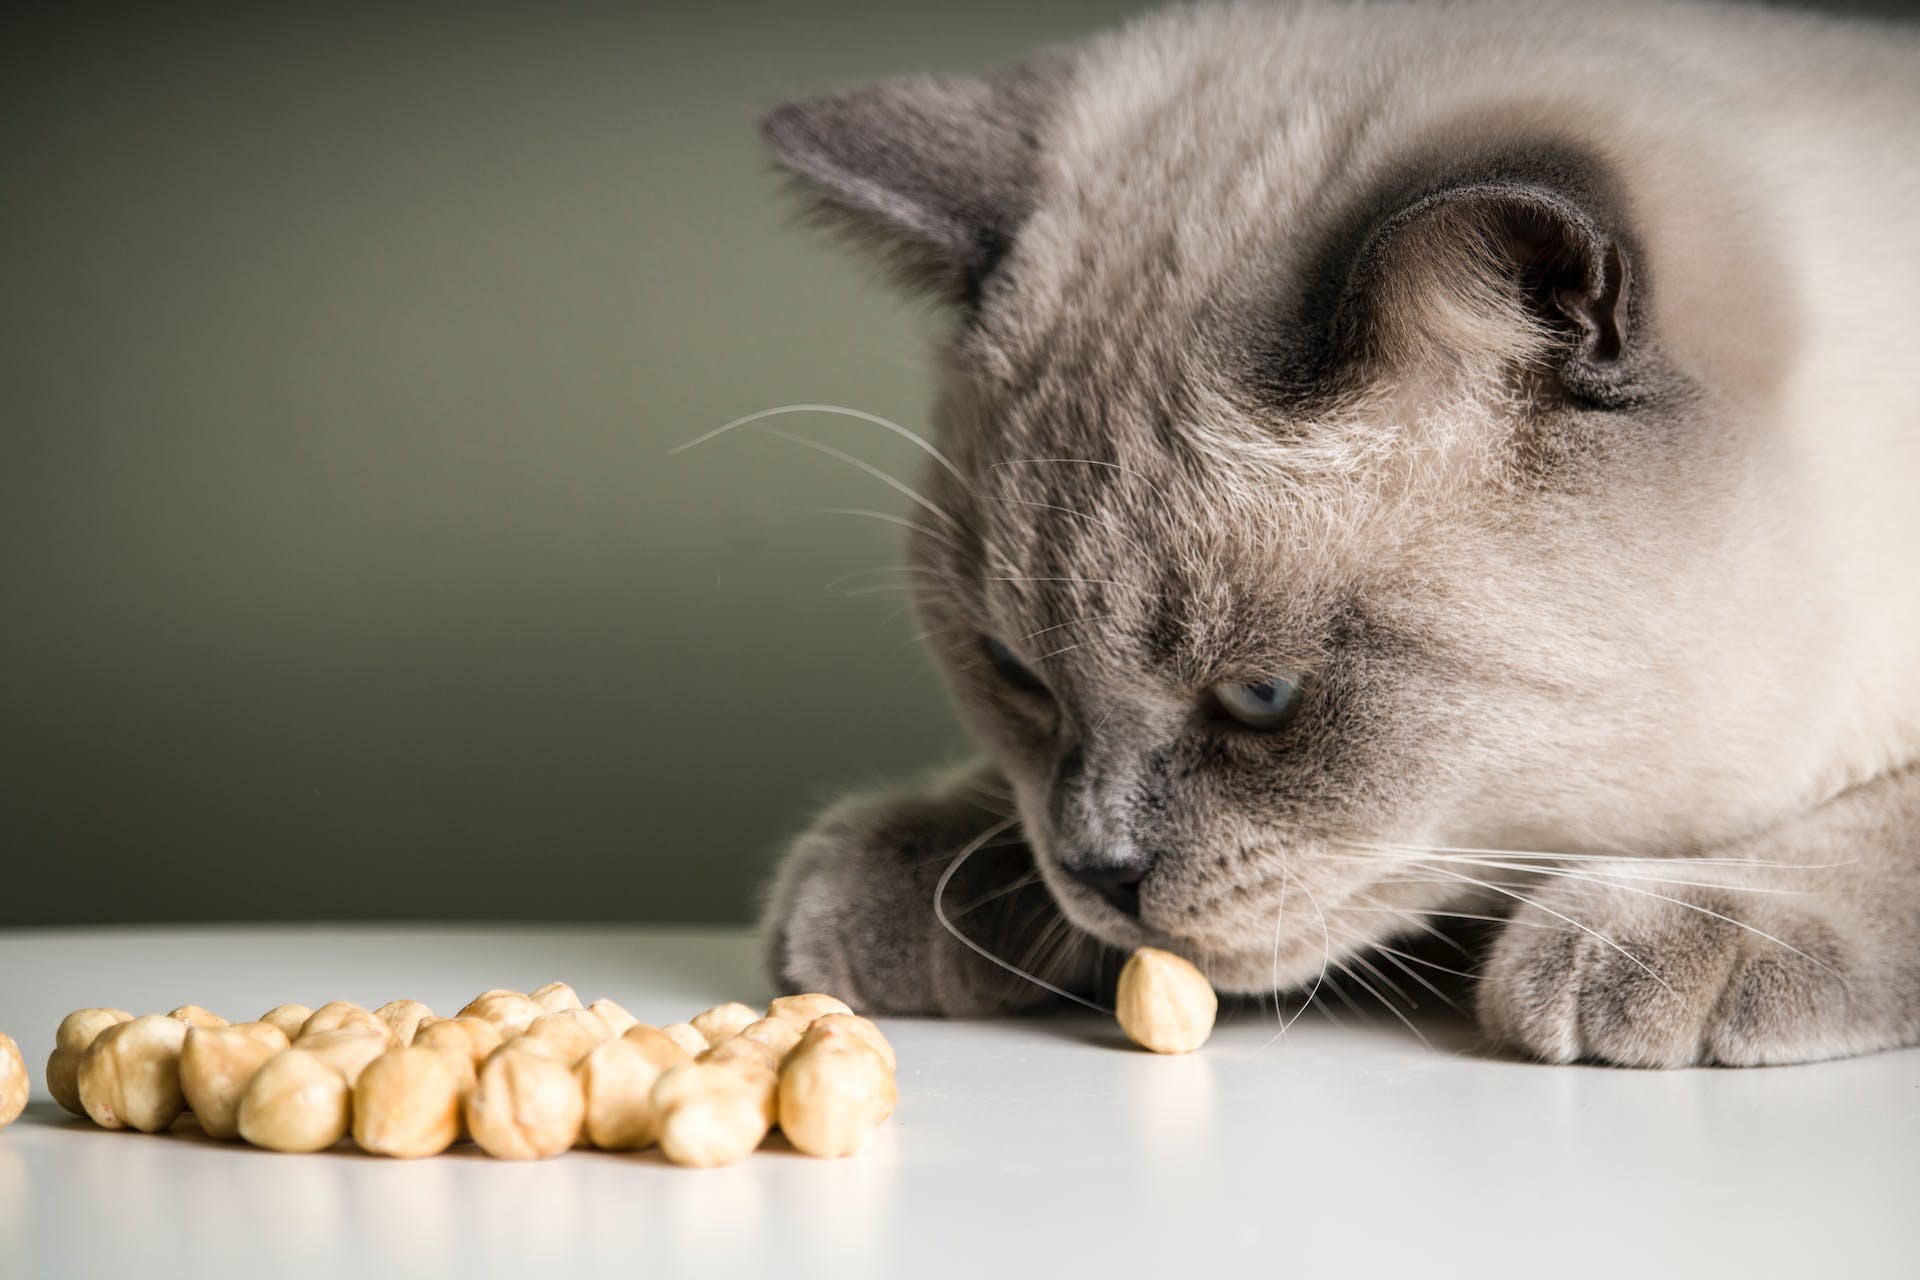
[{"xmin": 753, "ymin": 0, "xmax": 1920, "ymax": 1067}]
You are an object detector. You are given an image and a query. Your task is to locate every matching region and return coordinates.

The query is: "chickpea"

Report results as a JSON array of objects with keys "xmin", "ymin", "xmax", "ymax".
[
  {"xmin": 805, "ymin": 1013, "xmax": 896, "ymax": 1072},
  {"xmin": 733, "ymin": 1017, "xmax": 802, "ymax": 1060},
  {"xmin": 529, "ymin": 982, "xmax": 583, "ymax": 1015},
  {"xmin": 412, "ymin": 1016, "xmax": 502, "ymax": 1068},
  {"xmin": 167, "ymin": 1005, "xmax": 229, "ymax": 1029},
  {"xmin": 574, "ymin": 1032, "xmax": 684, "ymax": 1150},
  {"xmin": 651, "ymin": 1058, "xmax": 777, "ymax": 1168},
  {"xmin": 659, "ymin": 1023, "xmax": 708, "ymax": 1057},
  {"xmin": 293, "ymin": 1028, "xmax": 389, "ymax": 1086}
]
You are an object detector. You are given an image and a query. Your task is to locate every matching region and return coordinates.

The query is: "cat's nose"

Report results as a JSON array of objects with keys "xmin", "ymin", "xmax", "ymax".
[{"xmin": 1063, "ymin": 860, "xmax": 1151, "ymax": 918}]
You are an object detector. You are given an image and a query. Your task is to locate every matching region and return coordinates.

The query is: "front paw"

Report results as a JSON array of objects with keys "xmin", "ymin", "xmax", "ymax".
[
  {"xmin": 1477, "ymin": 870, "xmax": 1852, "ymax": 1067},
  {"xmin": 762, "ymin": 771, "xmax": 1082, "ymax": 1017}
]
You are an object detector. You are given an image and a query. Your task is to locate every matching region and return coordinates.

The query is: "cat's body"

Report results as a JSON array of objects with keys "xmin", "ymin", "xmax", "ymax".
[{"xmin": 757, "ymin": 0, "xmax": 1920, "ymax": 1066}]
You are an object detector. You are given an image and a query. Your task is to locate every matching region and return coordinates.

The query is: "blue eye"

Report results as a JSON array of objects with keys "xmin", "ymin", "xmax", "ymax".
[
  {"xmin": 1210, "ymin": 675, "xmax": 1304, "ymax": 729},
  {"xmin": 982, "ymin": 635, "xmax": 1048, "ymax": 695}
]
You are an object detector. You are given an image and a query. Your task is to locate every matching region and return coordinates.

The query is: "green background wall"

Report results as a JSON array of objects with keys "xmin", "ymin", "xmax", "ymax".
[{"xmin": 3, "ymin": 0, "xmax": 1911, "ymax": 926}]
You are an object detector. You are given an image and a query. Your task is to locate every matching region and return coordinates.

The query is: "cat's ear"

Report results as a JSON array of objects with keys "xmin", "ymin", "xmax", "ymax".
[
  {"xmin": 759, "ymin": 66, "xmax": 1056, "ymax": 306},
  {"xmin": 1348, "ymin": 174, "xmax": 1637, "ymax": 404}
]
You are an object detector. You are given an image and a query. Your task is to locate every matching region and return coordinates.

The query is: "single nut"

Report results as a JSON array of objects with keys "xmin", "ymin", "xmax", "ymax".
[
  {"xmin": 529, "ymin": 982, "xmax": 583, "ymax": 1014},
  {"xmin": 733, "ymin": 1017, "xmax": 802, "ymax": 1060},
  {"xmin": 766, "ymin": 993, "xmax": 853, "ymax": 1035},
  {"xmin": 689, "ymin": 1002, "xmax": 759, "ymax": 1046},
  {"xmin": 294, "ymin": 1029, "xmax": 390, "ymax": 1085},
  {"xmin": 47, "ymin": 1008, "xmax": 133, "ymax": 1116},
  {"xmin": 574, "ymin": 1032, "xmax": 684, "ymax": 1150},
  {"xmin": 586, "ymin": 998, "xmax": 638, "ymax": 1037},
  {"xmin": 413, "ymin": 1016, "xmax": 502, "ymax": 1068},
  {"xmin": 77, "ymin": 1015, "xmax": 190, "ymax": 1131},
  {"xmin": 0, "ymin": 1033, "xmax": 27, "ymax": 1129},
  {"xmin": 659, "ymin": 1023, "xmax": 708, "ymax": 1057},
  {"xmin": 699, "ymin": 1036, "xmax": 781, "ymax": 1074},
  {"xmin": 167, "ymin": 1005, "xmax": 229, "ymax": 1029},
  {"xmin": 179, "ymin": 1025, "xmax": 287, "ymax": 1140},
  {"xmin": 229, "ymin": 1022, "xmax": 293, "ymax": 1052},
  {"xmin": 464, "ymin": 1044, "xmax": 584, "ymax": 1160},
  {"xmin": 237, "ymin": 1049, "xmax": 350, "ymax": 1152},
  {"xmin": 353, "ymin": 1046, "xmax": 462, "ymax": 1158},
  {"xmin": 299, "ymin": 1001, "xmax": 389, "ymax": 1042},
  {"xmin": 458, "ymin": 991, "xmax": 543, "ymax": 1039},
  {"xmin": 804, "ymin": 1013, "xmax": 895, "ymax": 1072},
  {"xmin": 258, "ymin": 1004, "xmax": 314, "ymax": 1043},
  {"xmin": 621, "ymin": 1024, "xmax": 694, "ymax": 1065},
  {"xmin": 778, "ymin": 1036, "xmax": 896, "ymax": 1158},
  {"xmin": 651, "ymin": 1059, "xmax": 776, "ymax": 1168},
  {"xmin": 523, "ymin": 1009, "xmax": 612, "ymax": 1064},
  {"xmin": 373, "ymin": 1000, "xmax": 435, "ymax": 1046},
  {"xmin": 1115, "ymin": 947, "xmax": 1217, "ymax": 1054}
]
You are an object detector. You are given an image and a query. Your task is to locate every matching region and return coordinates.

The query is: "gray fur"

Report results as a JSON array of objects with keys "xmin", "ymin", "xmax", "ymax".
[{"xmin": 756, "ymin": 0, "xmax": 1920, "ymax": 1066}]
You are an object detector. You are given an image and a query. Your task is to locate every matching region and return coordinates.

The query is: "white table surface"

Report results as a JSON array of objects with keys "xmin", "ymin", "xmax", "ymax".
[{"xmin": 0, "ymin": 924, "xmax": 1914, "ymax": 1279}]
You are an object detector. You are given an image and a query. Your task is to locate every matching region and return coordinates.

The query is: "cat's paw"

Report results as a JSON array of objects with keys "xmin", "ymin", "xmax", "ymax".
[
  {"xmin": 1477, "ymin": 869, "xmax": 1854, "ymax": 1067},
  {"xmin": 762, "ymin": 770, "xmax": 1084, "ymax": 1017}
]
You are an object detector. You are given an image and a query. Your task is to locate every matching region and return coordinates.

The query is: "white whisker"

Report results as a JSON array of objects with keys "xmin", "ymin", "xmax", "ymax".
[{"xmin": 670, "ymin": 402, "xmax": 971, "ymax": 491}]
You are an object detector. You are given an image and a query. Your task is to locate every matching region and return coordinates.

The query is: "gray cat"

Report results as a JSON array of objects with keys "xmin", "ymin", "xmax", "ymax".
[{"xmin": 755, "ymin": 0, "xmax": 1920, "ymax": 1066}]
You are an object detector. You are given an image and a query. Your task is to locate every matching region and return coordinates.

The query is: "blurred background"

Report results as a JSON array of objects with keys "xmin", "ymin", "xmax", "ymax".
[{"xmin": 3, "ymin": 0, "xmax": 1913, "ymax": 928}]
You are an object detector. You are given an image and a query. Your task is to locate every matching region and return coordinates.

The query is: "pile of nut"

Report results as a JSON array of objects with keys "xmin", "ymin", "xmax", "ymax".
[{"xmin": 9, "ymin": 985, "xmax": 895, "ymax": 1165}]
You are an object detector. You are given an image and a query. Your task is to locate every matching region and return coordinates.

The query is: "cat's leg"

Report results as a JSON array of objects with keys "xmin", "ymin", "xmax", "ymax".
[
  {"xmin": 1478, "ymin": 764, "xmax": 1920, "ymax": 1066},
  {"xmin": 763, "ymin": 760, "xmax": 1113, "ymax": 1015}
]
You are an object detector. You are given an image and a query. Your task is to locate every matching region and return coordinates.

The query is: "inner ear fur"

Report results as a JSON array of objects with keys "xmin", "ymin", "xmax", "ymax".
[{"xmin": 1353, "ymin": 178, "xmax": 1639, "ymax": 406}]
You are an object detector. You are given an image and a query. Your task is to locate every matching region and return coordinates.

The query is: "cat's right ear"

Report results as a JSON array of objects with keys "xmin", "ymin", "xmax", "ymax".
[{"xmin": 759, "ymin": 66, "xmax": 1056, "ymax": 306}]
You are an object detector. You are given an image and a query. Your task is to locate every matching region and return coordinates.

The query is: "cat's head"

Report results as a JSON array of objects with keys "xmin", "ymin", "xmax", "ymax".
[{"xmin": 761, "ymin": 17, "xmax": 1815, "ymax": 992}]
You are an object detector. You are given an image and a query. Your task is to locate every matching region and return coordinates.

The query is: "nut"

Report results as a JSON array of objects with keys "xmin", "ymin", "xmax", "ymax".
[
  {"xmin": 230, "ymin": 1022, "xmax": 294, "ymax": 1051},
  {"xmin": 47, "ymin": 1008, "xmax": 133, "ymax": 1115},
  {"xmin": 258, "ymin": 1004, "xmax": 313, "ymax": 1042},
  {"xmin": 373, "ymin": 1000, "xmax": 435, "ymax": 1045},
  {"xmin": 179, "ymin": 1025, "xmax": 288, "ymax": 1140},
  {"xmin": 238, "ymin": 1049, "xmax": 350, "ymax": 1152},
  {"xmin": 1115, "ymin": 947, "xmax": 1217, "ymax": 1054},
  {"xmin": 659, "ymin": 1022, "xmax": 708, "ymax": 1057},
  {"xmin": 522, "ymin": 1009, "xmax": 612, "ymax": 1064},
  {"xmin": 412, "ymin": 1016, "xmax": 502, "ymax": 1068},
  {"xmin": 804, "ymin": 1013, "xmax": 895, "ymax": 1072},
  {"xmin": 733, "ymin": 1017, "xmax": 802, "ymax": 1060},
  {"xmin": 458, "ymin": 990, "xmax": 543, "ymax": 1039},
  {"xmin": 586, "ymin": 998, "xmax": 638, "ymax": 1037},
  {"xmin": 574, "ymin": 1032, "xmax": 684, "ymax": 1150},
  {"xmin": 689, "ymin": 1002, "xmax": 759, "ymax": 1046},
  {"xmin": 293, "ymin": 1029, "xmax": 389, "ymax": 1085},
  {"xmin": 464, "ymin": 1044, "xmax": 584, "ymax": 1160},
  {"xmin": 299, "ymin": 1001, "xmax": 389, "ymax": 1042},
  {"xmin": 77, "ymin": 1015, "xmax": 191, "ymax": 1131},
  {"xmin": 766, "ymin": 993, "xmax": 853, "ymax": 1035},
  {"xmin": 621, "ymin": 1024, "xmax": 694, "ymax": 1064},
  {"xmin": 167, "ymin": 1005, "xmax": 229, "ymax": 1029},
  {"xmin": 699, "ymin": 1036, "xmax": 781, "ymax": 1074},
  {"xmin": 353, "ymin": 1047, "xmax": 462, "ymax": 1158},
  {"xmin": 778, "ymin": 1035, "xmax": 895, "ymax": 1158},
  {"xmin": 0, "ymin": 1033, "xmax": 26, "ymax": 1129},
  {"xmin": 529, "ymin": 982, "xmax": 583, "ymax": 1014},
  {"xmin": 651, "ymin": 1058, "xmax": 776, "ymax": 1168}
]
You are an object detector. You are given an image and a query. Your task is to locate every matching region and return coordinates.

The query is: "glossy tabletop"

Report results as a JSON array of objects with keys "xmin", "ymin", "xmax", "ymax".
[{"xmin": 0, "ymin": 925, "xmax": 1913, "ymax": 1279}]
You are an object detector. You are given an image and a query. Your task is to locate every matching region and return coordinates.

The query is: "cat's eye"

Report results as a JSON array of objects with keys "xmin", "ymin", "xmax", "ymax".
[
  {"xmin": 1210, "ymin": 674, "xmax": 1304, "ymax": 730},
  {"xmin": 982, "ymin": 635, "xmax": 1049, "ymax": 696}
]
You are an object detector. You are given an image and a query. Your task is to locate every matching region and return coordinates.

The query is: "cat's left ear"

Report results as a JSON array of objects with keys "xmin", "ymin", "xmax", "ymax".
[
  {"xmin": 760, "ymin": 64, "xmax": 1057, "ymax": 306},
  {"xmin": 1348, "ymin": 174, "xmax": 1639, "ymax": 405}
]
